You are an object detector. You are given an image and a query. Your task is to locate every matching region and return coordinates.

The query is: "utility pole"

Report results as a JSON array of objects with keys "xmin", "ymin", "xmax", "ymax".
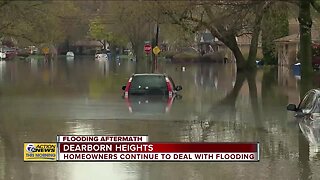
[
  {"xmin": 152, "ymin": 0, "xmax": 160, "ymax": 73},
  {"xmin": 154, "ymin": 22, "xmax": 159, "ymax": 72}
]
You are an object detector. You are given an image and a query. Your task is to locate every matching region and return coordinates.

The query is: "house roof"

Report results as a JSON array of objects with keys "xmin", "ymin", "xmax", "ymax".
[
  {"xmin": 274, "ymin": 31, "xmax": 320, "ymax": 43},
  {"xmin": 274, "ymin": 34, "xmax": 300, "ymax": 43}
]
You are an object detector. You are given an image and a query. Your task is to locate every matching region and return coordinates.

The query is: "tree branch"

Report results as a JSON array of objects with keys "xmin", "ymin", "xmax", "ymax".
[
  {"xmin": 0, "ymin": 22, "xmax": 13, "ymax": 32},
  {"xmin": 311, "ymin": 0, "xmax": 320, "ymax": 13},
  {"xmin": 0, "ymin": 0, "xmax": 10, "ymax": 9},
  {"xmin": 3, "ymin": 32, "xmax": 43, "ymax": 44}
]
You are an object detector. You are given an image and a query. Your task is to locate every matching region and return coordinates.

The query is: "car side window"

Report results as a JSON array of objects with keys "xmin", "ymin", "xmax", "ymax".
[{"xmin": 299, "ymin": 92, "xmax": 316, "ymax": 113}]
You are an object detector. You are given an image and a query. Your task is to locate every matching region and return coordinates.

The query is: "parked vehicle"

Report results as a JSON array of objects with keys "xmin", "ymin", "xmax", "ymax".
[
  {"xmin": 0, "ymin": 51, "xmax": 5, "ymax": 59},
  {"xmin": 17, "ymin": 48, "xmax": 30, "ymax": 58},
  {"xmin": 1, "ymin": 47, "xmax": 17, "ymax": 60},
  {"xmin": 95, "ymin": 49, "xmax": 108, "ymax": 60},
  {"xmin": 66, "ymin": 51, "xmax": 74, "ymax": 57},
  {"xmin": 95, "ymin": 53, "xmax": 108, "ymax": 60},
  {"xmin": 121, "ymin": 73, "xmax": 182, "ymax": 98},
  {"xmin": 287, "ymin": 89, "xmax": 320, "ymax": 121},
  {"xmin": 28, "ymin": 46, "xmax": 39, "ymax": 55}
]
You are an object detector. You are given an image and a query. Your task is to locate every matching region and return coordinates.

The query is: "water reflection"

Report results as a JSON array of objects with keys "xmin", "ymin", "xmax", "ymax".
[
  {"xmin": 97, "ymin": 60, "xmax": 109, "ymax": 76},
  {"xmin": 124, "ymin": 95, "xmax": 179, "ymax": 115},
  {"xmin": 30, "ymin": 57, "xmax": 38, "ymax": 74},
  {"xmin": 0, "ymin": 136, "xmax": 5, "ymax": 180},
  {"xmin": 1, "ymin": 57, "xmax": 320, "ymax": 179},
  {"xmin": 66, "ymin": 56, "xmax": 74, "ymax": 61},
  {"xmin": 0, "ymin": 61, "xmax": 5, "ymax": 82},
  {"xmin": 299, "ymin": 119, "xmax": 320, "ymax": 160}
]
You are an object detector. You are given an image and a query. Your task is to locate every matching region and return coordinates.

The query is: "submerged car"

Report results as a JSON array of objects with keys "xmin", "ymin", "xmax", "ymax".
[
  {"xmin": 287, "ymin": 89, "xmax": 320, "ymax": 120},
  {"xmin": 122, "ymin": 73, "xmax": 182, "ymax": 98},
  {"xmin": 298, "ymin": 118, "xmax": 320, "ymax": 158},
  {"xmin": 122, "ymin": 73, "xmax": 182, "ymax": 114}
]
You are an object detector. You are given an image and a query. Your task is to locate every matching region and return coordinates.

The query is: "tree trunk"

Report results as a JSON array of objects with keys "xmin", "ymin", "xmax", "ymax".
[
  {"xmin": 232, "ymin": 47, "xmax": 247, "ymax": 71},
  {"xmin": 261, "ymin": 6, "xmax": 289, "ymax": 65},
  {"xmin": 110, "ymin": 45, "xmax": 117, "ymax": 60},
  {"xmin": 247, "ymin": 3, "xmax": 272, "ymax": 69},
  {"xmin": 132, "ymin": 42, "xmax": 144, "ymax": 61},
  {"xmin": 226, "ymin": 36, "xmax": 246, "ymax": 71},
  {"xmin": 298, "ymin": 0, "xmax": 313, "ymax": 79},
  {"xmin": 298, "ymin": 2, "xmax": 313, "ymax": 177},
  {"xmin": 247, "ymin": 24, "xmax": 262, "ymax": 69}
]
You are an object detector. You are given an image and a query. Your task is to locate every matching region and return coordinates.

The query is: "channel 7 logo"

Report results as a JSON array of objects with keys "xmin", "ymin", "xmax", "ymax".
[{"xmin": 26, "ymin": 144, "xmax": 36, "ymax": 152}]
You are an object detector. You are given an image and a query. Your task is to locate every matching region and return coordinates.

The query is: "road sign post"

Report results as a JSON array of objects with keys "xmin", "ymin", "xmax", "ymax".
[{"xmin": 152, "ymin": 46, "xmax": 161, "ymax": 72}]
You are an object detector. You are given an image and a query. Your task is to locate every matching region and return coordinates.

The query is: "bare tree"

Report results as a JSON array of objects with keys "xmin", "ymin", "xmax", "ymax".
[{"xmin": 160, "ymin": 1, "xmax": 272, "ymax": 71}]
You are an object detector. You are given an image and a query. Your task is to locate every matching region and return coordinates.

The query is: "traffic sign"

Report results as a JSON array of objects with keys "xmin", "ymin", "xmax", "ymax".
[
  {"xmin": 153, "ymin": 46, "xmax": 161, "ymax": 55},
  {"xmin": 144, "ymin": 44, "xmax": 152, "ymax": 54},
  {"xmin": 42, "ymin": 47, "xmax": 49, "ymax": 55}
]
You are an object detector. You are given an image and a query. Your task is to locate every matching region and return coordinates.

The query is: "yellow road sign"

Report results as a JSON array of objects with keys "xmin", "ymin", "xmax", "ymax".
[
  {"xmin": 153, "ymin": 46, "xmax": 161, "ymax": 55},
  {"xmin": 42, "ymin": 47, "xmax": 49, "ymax": 55}
]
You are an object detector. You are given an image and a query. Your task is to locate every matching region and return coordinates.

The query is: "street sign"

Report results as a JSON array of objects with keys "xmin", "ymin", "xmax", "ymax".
[
  {"xmin": 153, "ymin": 46, "xmax": 161, "ymax": 55},
  {"xmin": 144, "ymin": 44, "xmax": 152, "ymax": 54},
  {"xmin": 42, "ymin": 47, "xmax": 49, "ymax": 55}
]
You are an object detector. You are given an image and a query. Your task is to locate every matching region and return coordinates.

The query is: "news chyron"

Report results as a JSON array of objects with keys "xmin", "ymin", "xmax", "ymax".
[
  {"xmin": 24, "ymin": 143, "xmax": 57, "ymax": 161},
  {"xmin": 24, "ymin": 135, "xmax": 259, "ymax": 162}
]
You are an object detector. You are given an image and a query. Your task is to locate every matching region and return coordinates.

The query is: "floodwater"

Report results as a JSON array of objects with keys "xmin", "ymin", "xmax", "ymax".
[{"xmin": 0, "ymin": 56, "xmax": 319, "ymax": 180}]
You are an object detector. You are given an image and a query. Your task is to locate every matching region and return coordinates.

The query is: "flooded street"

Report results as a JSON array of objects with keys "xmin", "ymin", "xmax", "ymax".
[{"xmin": 0, "ymin": 57, "xmax": 319, "ymax": 180}]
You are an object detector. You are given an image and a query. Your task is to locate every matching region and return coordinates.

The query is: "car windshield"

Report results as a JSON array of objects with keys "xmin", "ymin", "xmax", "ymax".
[{"xmin": 129, "ymin": 75, "xmax": 167, "ymax": 95}]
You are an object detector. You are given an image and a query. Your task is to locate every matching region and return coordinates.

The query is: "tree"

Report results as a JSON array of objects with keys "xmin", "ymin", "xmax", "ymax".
[
  {"xmin": 88, "ymin": 17, "xmax": 113, "ymax": 50},
  {"xmin": 160, "ymin": 1, "xmax": 272, "ymax": 71},
  {"xmin": 109, "ymin": 1, "xmax": 152, "ymax": 60},
  {"xmin": 261, "ymin": 4, "xmax": 289, "ymax": 65},
  {"xmin": 160, "ymin": 24, "xmax": 196, "ymax": 51},
  {"xmin": 298, "ymin": 0, "xmax": 313, "ymax": 80},
  {"xmin": 0, "ymin": 1, "xmax": 78, "ymax": 46}
]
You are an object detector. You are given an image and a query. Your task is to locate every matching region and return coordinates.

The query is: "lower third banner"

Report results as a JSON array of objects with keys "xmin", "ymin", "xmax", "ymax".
[{"xmin": 58, "ymin": 152, "xmax": 258, "ymax": 162}]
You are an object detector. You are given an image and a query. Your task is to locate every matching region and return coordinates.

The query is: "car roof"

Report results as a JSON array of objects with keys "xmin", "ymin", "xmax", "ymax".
[
  {"xmin": 308, "ymin": 89, "xmax": 320, "ymax": 94},
  {"xmin": 133, "ymin": 73, "xmax": 166, "ymax": 76},
  {"xmin": 302, "ymin": 89, "xmax": 320, "ymax": 98}
]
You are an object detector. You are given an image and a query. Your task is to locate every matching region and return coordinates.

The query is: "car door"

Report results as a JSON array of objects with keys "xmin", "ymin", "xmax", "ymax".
[{"xmin": 298, "ymin": 91, "xmax": 317, "ymax": 114}]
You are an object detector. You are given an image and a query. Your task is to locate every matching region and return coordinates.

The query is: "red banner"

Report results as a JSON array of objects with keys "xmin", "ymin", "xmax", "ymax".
[{"xmin": 59, "ymin": 143, "xmax": 258, "ymax": 153}]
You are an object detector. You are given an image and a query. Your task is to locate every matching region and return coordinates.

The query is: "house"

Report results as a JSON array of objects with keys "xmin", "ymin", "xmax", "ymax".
[
  {"xmin": 196, "ymin": 30, "xmax": 225, "ymax": 54},
  {"xmin": 274, "ymin": 31, "xmax": 320, "ymax": 66},
  {"xmin": 195, "ymin": 29, "xmax": 264, "ymax": 61},
  {"xmin": 71, "ymin": 40, "xmax": 105, "ymax": 55},
  {"xmin": 58, "ymin": 39, "xmax": 106, "ymax": 55},
  {"xmin": 274, "ymin": 18, "xmax": 320, "ymax": 66}
]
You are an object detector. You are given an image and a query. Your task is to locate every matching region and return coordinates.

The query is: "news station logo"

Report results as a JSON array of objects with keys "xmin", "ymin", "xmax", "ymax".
[{"xmin": 24, "ymin": 143, "xmax": 57, "ymax": 161}]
